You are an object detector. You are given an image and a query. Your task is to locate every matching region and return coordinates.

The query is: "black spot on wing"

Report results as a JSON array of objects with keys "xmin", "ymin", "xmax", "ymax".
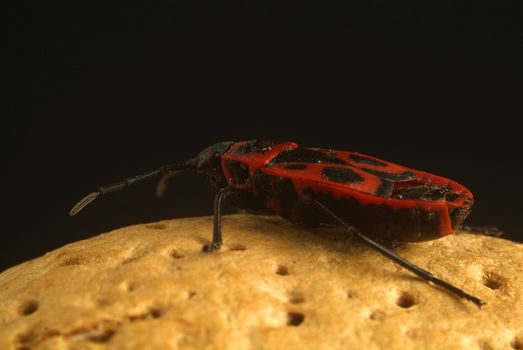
[
  {"xmin": 362, "ymin": 168, "xmax": 416, "ymax": 182},
  {"xmin": 322, "ymin": 167, "xmax": 364, "ymax": 184},
  {"xmin": 270, "ymin": 148, "xmax": 347, "ymax": 165},
  {"xmin": 285, "ymin": 164, "xmax": 307, "ymax": 170},
  {"xmin": 375, "ymin": 180, "xmax": 393, "ymax": 197},
  {"xmin": 392, "ymin": 185, "xmax": 461, "ymax": 202},
  {"xmin": 349, "ymin": 154, "xmax": 388, "ymax": 167},
  {"xmin": 233, "ymin": 140, "xmax": 281, "ymax": 155}
]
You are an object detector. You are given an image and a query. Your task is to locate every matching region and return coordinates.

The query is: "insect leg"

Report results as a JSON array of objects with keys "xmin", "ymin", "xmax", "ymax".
[
  {"xmin": 202, "ymin": 188, "xmax": 229, "ymax": 253},
  {"xmin": 307, "ymin": 197, "xmax": 484, "ymax": 307}
]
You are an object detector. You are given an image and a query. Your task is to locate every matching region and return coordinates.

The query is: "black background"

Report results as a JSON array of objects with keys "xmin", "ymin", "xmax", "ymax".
[{"xmin": 4, "ymin": 3, "xmax": 521, "ymax": 271}]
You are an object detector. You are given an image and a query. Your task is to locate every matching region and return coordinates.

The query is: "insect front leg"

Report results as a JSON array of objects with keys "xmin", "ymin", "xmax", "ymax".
[
  {"xmin": 298, "ymin": 195, "xmax": 484, "ymax": 307},
  {"xmin": 202, "ymin": 188, "xmax": 230, "ymax": 253}
]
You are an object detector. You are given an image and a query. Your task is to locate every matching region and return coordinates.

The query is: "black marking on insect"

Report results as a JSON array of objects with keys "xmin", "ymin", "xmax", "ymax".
[
  {"xmin": 322, "ymin": 167, "xmax": 364, "ymax": 184},
  {"xmin": 270, "ymin": 148, "xmax": 347, "ymax": 165},
  {"xmin": 349, "ymin": 154, "xmax": 388, "ymax": 167},
  {"xmin": 362, "ymin": 168, "xmax": 416, "ymax": 182},
  {"xmin": 285, "ymin": 164, "xmax": 307, "ymax": 170},
  {"xmin": 375, "ymin": 180, "xmax": 394, "ymax": 198}
]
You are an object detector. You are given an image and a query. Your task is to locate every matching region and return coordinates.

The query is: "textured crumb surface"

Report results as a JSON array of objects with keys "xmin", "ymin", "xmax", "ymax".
[{"xmin": 0, "ymin": 214, "xmax": 522, "ymax": 350}]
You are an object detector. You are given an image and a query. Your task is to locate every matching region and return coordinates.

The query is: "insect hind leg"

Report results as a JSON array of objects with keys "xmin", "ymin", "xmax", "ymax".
[
  {"xmin": 290, "ymin": 193, "xmax": 331, "ymax": 227},
  {"xmin": 302, "ymin": 195, "xmax": 484, "ymax": 307},
  {"xmin": 202, "ymin": 189, "xmax": 228, "ymax": 253}
]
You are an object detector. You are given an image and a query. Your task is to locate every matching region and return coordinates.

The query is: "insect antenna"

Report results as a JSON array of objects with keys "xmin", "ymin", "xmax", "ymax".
[{"xmin": 69, "ymin": 162, "xmax": 194, "ymax": 216}]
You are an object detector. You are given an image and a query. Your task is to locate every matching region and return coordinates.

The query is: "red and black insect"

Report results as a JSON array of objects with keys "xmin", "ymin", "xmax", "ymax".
[{"xmin": 70, "ymin": 140, "xmax": 481, "ymax": 306}]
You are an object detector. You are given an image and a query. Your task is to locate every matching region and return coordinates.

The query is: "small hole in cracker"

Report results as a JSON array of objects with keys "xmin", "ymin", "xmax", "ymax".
[
  {"xmin": 276, "ymin": 265, "xmax": 290, "ymax": 276},
  {"xmin": 289, "ymin": 292, "xmax": 305, "ymax": 304},
  {"xmin": 229, "ymin": 244, "xmax": 246, "ymax": 251},
  {"xmin": 483, "ymin": 270, "xmax": 504, "ymax": 290},
  {"xmin": 19, "ymin": 299, "xmax": 39, "ymax": 316},
  {"xmin": 511, "ymin": 335, "xmax": 523, "ymax": 350},
  {"xmin": 170, "ymin": 248, "xmax": 184, "ymax": 259},
  {"xmin": 287, "ymin": 311, "xmax": 305, "ymax": 326},
  {"xmin": 396, "ymin": 291, "xmax": 416, "ymax": 308}
]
